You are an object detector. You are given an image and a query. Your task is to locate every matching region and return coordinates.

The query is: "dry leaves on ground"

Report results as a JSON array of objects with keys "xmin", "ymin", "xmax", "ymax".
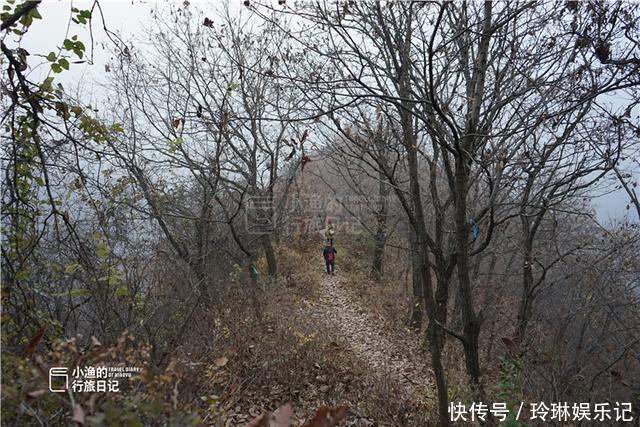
[{"xmin": 245, "ymin": 404, "xmax": 348, "ymax": 427}]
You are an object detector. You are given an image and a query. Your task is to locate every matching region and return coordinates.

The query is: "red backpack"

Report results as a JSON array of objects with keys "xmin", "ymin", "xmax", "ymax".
[{"xmin": 327, "ymin": 248, "xmax": 335, "ymax": 262}]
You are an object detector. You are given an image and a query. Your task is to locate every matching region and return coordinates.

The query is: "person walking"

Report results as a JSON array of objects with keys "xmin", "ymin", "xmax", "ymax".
[
  {"xmin": 322, "ymin": 244, "xmax": 337, "ymax": 274},
  {"xmin": 324, "ymin": 220, "xmax": 336, "ymax": 245}
]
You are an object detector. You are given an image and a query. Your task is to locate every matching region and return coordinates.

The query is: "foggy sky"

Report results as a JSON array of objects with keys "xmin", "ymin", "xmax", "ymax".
[{"xmin": 13, "ymin": 0, "xmax": 638, "ymax": 224}]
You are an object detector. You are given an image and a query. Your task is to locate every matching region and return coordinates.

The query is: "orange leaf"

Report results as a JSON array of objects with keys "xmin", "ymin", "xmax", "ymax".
[
  {"xmin": 302, "ymin": 405, "xmax": 349, "ymax": 427},
  {"xmin": 22, "ymin": 327, "xmax": 45, "ymax": 359},
  {"xmin": 501, "ymin": 336, "xmax": 519, "ymax": 356}
]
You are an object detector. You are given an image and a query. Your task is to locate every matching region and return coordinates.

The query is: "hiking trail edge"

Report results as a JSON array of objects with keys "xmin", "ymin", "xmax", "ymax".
[{"xmin": 305, "ymin": 271, "xmax": 434, "ymax": 402}]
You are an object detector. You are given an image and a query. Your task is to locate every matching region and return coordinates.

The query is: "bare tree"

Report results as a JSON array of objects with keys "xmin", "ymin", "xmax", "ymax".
[
  {"xmin": 251, "ymin": 1, "xmax": 640, "ymax": 421},
  {"xmin": 102, "ymin": 4, "xmax": 304, "ymax": 310}
]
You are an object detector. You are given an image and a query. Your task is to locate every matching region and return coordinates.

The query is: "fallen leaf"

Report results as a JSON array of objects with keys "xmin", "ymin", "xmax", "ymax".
[
  {"xmin": 273, "ymin": 403, "xmax": 293, "ymax": 426},
  {"xmin": 22, "ymin": 327, "xmax": 45, "ymax": 359},
  {"xmin": 88, "ymin": 393, "xmax": 98, "ymax": 414},
  {"xmin": 303, "ymin": 405, "xmax": 348, "ymax": 427},
  {"xmin": 33, "ymin": 355, "xmax": 48, "ymax": 379},
  {"xmin": 501, "ymin": 336, "xmax": 519, "ymax": 356},
  {"xmin": 214, "ymin": 357, "xmax": 228, "ymax": 367},
  {"xmin": 245, "ymin": 413, "xmax": 267, "ymax": 427},
  {"xmin": 26, "ymin": 389, "xmax": 47, "ymax": 399},
  {"xmin": 86, "ymin": 347, "xmax": 111, "ymax": 362},
  {"xmin": 610, "ymin": 370, "xmax": 630, "ymax": 387},
  {"xmin": 245, "ymin": 403, "xmax": 293, "ymax": 427},
  {"xmin": 73, "ymin": 403, "xmax": 86, "ymax": 426}
]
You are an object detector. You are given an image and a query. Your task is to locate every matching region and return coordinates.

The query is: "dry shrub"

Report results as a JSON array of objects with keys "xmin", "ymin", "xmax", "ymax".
[
  {"xmin": 1, "ymin": 331, "xmax": 200, "ymax": 426},
  {"xmin": 2, "ymin": 240, "xmax": 437, "ymax": 426}
]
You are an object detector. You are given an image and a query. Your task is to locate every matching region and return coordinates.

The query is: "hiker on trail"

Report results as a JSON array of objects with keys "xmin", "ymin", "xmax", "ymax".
[
  {"xmin": 324, "ymin": 220, "xmax": 336, "ymax": 245},
  {"xmin": 323, "ymin": 245, "xmax": 337, "ymax": 275}
]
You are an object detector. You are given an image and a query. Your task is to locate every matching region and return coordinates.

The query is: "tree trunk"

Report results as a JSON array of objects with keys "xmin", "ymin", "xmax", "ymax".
[
  {"xmin": 428, "ymin": 316, "xmax": 449, "ymax": 427},
  {"xmin": 452, "ymin": 0, "xmax": 493, "ymax": 399},
  {"xmin": 403, "ymin": 114, "xmax": 450, "ymax": 425},
  {"xmin": 482, "ymin": 252, "xmax": 500, "ymax": 361},
  {"xmin": 261, "ymin": 234, "xmax": 277, "ymax": 277},
  {"xmin": 371, "ymin": 228, "xmax": 385, "ymax": 280},
  {"xmin": 372, "ymin": 175, "xmax": 388, "ymax": 281},
  {"xmin": 409, "ymin": 233, "xmax": 424, "ymax": 328},
  {"xmin": 454, "ymin": 154, "xmax": 483, "ymax": 399},
  {"xmin": 420, "ymin": 249, "xmax": 450, "ymax": 427},
  {"xmin": 193, "ymin": 265, "xmax": 212, "ymax": 307},
  {"xmin": 248, "ymin": 255, "xmax": 262, "ymax": 323},
  {"xmin": 515, "ymin": 238, "xmax": 535, "ymax": 344}
]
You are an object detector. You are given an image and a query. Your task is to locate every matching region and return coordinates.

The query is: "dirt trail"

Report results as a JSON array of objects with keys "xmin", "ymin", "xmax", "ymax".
[{"xmin": 305, "ymin": 272, "xmax": 433, "ymax": 401}]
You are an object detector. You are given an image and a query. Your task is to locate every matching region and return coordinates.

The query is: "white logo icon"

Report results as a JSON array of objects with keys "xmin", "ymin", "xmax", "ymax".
[{"xmin": 49, "ymin": 367, "xmax": 68, "ymax": 392}]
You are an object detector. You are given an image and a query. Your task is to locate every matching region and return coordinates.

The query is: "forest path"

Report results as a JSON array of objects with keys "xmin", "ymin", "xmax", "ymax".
[{"xmin": 305, "ymin": 271, "xmax": 434, "ymax": 403}]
